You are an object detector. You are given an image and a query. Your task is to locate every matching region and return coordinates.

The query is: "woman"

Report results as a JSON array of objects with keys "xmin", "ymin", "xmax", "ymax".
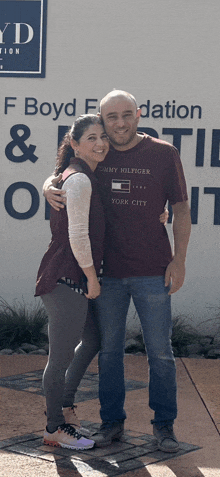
[{"xmin": 35, "ymin": 114, "xmax": 109, "ymax": 450}]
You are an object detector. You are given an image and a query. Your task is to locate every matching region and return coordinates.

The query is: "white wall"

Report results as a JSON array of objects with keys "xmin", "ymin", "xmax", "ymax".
[{"xmin": 1, "ymin": 0, "xmax": 220, "ymax": 333}]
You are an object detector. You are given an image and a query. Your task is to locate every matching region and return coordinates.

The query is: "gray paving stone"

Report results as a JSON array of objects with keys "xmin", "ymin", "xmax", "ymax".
[
  {"xmin": 54, "ymin": 457, "xmax": 120, "ymax": 476},
  {"xmin": 0, "ymin": 433, "xmax": 40, "ymax": 448},
  {"xmin": 120, "ymin": 434, "xmax": 147, "ymax": 444},
  {"xmin": 89, "ymin": 441, "xmax": 134, "ymax": 458},
  {"xmin": 103, "ymin": 445, "xmax": 153, "ymax": 464},
  {"xmin": 0, "ymin": 367, "xmax": 201, "ymax": 476},
  {"xmin": 6, "ymin": 444, "xmax": 50, "ymax": 459},
  {"xmin": 1, "ymin": 426, "xmax": 201, "ymax": 476},
  {"xmin": 138, "ymin": 443, "xmax": 202, "ymax": 463},
  {"xmin": 115, "ymin": 457, "xmax": 151, "ymax": 474},
  {"xmin": 0, "ymin": 369, "xmax": 148, "ymax": 401},
  {"xmin": 22, "ymin": 438, "xmax": 44, "ymax": 448}
]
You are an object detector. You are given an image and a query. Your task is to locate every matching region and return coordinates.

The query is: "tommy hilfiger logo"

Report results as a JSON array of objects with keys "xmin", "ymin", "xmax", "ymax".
[
  {"xmin": 111, "ymin": 179, "xmax": 131, "ymax": 193},
  {"xmin": 0, "ymin": 0, "xmax": 47, "ymax": 77}
]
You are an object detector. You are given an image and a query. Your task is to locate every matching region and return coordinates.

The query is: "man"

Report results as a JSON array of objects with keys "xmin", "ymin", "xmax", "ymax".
[{"xmin": 43, "ymin": 90, "xmax": 191, "ymax": 452}]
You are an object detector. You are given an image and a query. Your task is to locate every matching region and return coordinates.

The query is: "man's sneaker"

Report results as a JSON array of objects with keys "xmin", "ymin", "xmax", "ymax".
[
  {"xmin": 153, "ymin": 423, "xmax": 180, "ymax": 453},
  {"xmin": 63, "ymin": 405, "xmax": 91, "ymax": 437},
  {"xmin": 91, "ymin": 420, "xmax": 124, "ymax": 448},
  {"xmin": 43, "ymin": 423, "xmax": 95, "ymax": 450}
]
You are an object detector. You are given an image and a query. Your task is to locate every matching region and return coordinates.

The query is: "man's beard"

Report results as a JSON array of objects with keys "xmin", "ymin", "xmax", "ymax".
[{"xmin": 109, "ymin": 128, "xmax": 137, "ymax": 148}]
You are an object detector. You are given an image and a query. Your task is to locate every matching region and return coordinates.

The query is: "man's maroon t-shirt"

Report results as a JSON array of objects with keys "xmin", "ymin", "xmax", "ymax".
[{"xmin": 95, "ymin": 134, "xmax": 188, "ymax": 278}]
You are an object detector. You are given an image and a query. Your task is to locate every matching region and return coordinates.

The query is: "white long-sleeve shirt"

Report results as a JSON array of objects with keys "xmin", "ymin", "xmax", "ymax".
[{"xmin": 62, "ymin": 173, "xmax": 93, "ymax": 269}]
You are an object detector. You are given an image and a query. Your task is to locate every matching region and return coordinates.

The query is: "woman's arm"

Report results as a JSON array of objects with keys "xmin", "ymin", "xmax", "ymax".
[{"xmin": 64, "ymin": 173, "xmax": 100, "ymax": 299}]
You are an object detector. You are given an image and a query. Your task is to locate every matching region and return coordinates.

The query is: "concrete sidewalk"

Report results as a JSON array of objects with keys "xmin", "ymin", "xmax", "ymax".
[{"xmin": 0, "ymin": 355, "xmax": 219, "ymax": 477}]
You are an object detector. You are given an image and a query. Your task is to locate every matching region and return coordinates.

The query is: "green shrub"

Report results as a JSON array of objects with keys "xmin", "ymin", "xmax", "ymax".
[
  {"xmin": 171, "ymin": 317, "xmax": 201, "ymax": 357},
  {"xmin": 0, "ymin": 298, "xmax": 48, "ymax": 350},
  {"xmin": 127, "ymin": 316, "xmax": 205, "ymax": 357}
]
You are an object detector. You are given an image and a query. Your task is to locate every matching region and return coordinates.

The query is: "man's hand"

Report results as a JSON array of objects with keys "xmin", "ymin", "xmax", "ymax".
[
  {"xmin": 85, "ymin": 278, "xmax": 101, "ymax": 300},
  {"xmin": 43, "ymin": 173, "xmax": 66, "ymax": 211},
  {"xmin": 165, "ymin": 257, "xmax": 186, "ymax": 295},
  {"xmin": 82, "ymin": 265, "xmax": 101, "ymax": 299},
  {"xmin": 159, "ymin": 207, "xmax": 169, "ymax": 225},
  {"xmin": 165, "ymin": 200, "xmax": 191, "ymax": 295}
]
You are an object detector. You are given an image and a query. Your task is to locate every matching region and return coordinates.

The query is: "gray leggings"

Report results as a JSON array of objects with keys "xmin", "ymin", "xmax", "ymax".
[{"xmin": 41, "ymin": 283, "xmax": 100, "ymax": 431}]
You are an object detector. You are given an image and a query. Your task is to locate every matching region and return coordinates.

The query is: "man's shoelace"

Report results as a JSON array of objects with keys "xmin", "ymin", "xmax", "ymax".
[
  {"xmin": 157, "ymin": 425, "xmax": 175, "ymax": 439},
  {"xmin": 100, "ymin": 421, "xmax": 122, "ymax": 431},
  {"xmin": 100, "ymin": 422, "xmax": 112, "ymax": 431},
  {"xmin": 59, "ymin": 423, "xmax": 82, "ymax": 439}
]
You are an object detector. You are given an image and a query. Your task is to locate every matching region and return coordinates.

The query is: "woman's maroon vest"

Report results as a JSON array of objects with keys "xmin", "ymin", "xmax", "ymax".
[{"xmin": 35, "ymin": 159, "xmax": 105, "ymax": 296}]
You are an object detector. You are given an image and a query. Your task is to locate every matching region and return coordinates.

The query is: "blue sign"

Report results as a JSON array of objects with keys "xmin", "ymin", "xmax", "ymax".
[{"xmin": 0, "ymin": 0, "xmax": 47, "ymax": 77}]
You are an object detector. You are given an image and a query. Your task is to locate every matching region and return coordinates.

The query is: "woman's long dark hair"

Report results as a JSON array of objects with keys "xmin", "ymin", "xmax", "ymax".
[{"xmin": 54, "ymin": 114, "xmax": 104, "ymax": 175}]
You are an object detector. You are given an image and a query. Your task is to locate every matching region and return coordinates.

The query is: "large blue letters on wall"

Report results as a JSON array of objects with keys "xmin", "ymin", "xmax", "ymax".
[{"xmin": 3, "ymin": 124, "xmax": 220, "ymax": 223}]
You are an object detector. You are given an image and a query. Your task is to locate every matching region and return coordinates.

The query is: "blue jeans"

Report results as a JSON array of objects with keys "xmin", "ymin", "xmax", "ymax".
[{"xmin": 95, "ymin": 276, "xmax": 177, "ymax": 425}]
